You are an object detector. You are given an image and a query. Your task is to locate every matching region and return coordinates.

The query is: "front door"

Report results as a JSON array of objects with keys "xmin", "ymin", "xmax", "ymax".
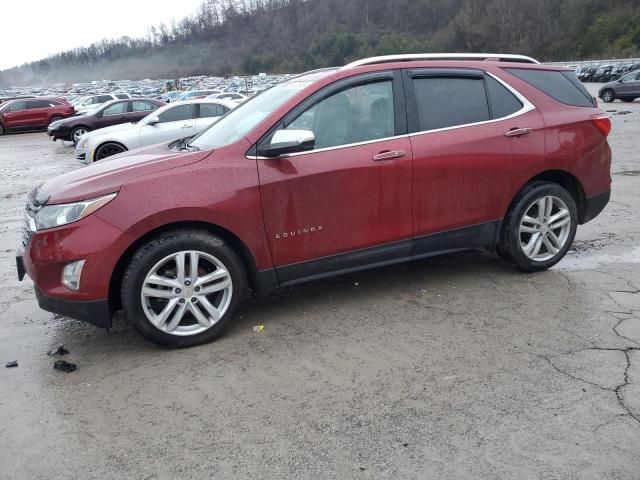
[
  {"xmin": 256, "ymin": 73, "xmax": 413, "ymax": 284},
  {"xmin": 140, "ymin": 103, "xmax": 196, "ymax": 146}
]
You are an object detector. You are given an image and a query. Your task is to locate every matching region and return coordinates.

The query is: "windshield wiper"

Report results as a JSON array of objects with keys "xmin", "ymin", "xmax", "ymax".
[{"xmin": 175, "ymin": 137, "xmax": 199, "ymax": 152}]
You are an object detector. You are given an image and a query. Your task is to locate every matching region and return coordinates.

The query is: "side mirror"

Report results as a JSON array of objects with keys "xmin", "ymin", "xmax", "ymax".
[
  {"xmin": 258, "ymin": 129, "xmax": 315, "ymax": 158},
  {"xmin": 147, "ymin": 116, "xmax": 160, "ymax": 126}
]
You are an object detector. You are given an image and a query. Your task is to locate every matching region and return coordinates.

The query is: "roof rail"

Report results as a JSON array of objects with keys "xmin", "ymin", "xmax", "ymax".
[{"xmin": 340, "ymin": 53, "xmax": 540, "ymax": 70}]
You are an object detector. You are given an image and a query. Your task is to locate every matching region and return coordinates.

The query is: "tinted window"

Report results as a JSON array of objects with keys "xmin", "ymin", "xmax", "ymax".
[
  {"xmin": 98, "ymin": 95, "xmax": 114, "ymax": 103},
  {"xmin": 413, "ymin": 77, "xmax": 489, "ymax": 131},
  {"xmin": 102, "ymin": 102, "xmax": 128, "ymax": 116},
  {"xmin": 505, "ymin": 68, "xmax": 594, "ymax": 107},
  {"xmin": 115, "ymin": 94, "xmax": 129, "ymax": 99},
  {"xmin": 8, "ymin": 100, "xmax": 26, "ymax": 111},
  {"xmin": 157, "ymin": 104, "xmax": 194, "ymax": 123},
  {"xmin": 199, "ymin": 104, "xmax": 225, "ymax": 118},
  {"xmin": 27, "ymin": 100, "xmax": 53, "ymax": 109},
  {"xmin": 132, "ymin": 101, "xmax": 155, "ymax": 112},
  {"xmin": 485, "ymin": 76, "xmax": 523, "ymax": 118},
  {"xmin": 85, "ymin": 97, "xmax": 100, "ymax": 105},
  {"xmin": 285, "ymin": 80, "xmax": 394, "ymax": 149}
]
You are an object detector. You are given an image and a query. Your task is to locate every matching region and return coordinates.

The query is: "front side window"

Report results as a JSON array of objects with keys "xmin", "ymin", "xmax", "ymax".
[
  {"xmin": 284, "ymin": 80, "xmax": 394, "ymax": 150},
  {"xmin": 26, "ymin": 100, "xmax": 52, "ymax": 109},
  {"xmin": 413, "ymin": 77, "xmax": 490, "ymax": 131},
  {"xmin": 157, "ymin": 104, "xmax": 194, "ymax": 123},
  {"xmin": 85, "ymin": 97, "xmax": 99, "ymax": 105},
  {"xmin": 102, "ymin": 102, "xmax": 128, "ymax": 116},
  {"xmin": 8, "ymin": 100, "xmax": 26, "ymax": 111}
]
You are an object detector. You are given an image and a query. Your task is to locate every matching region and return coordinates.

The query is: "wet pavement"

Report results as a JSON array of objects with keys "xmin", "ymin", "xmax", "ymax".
[{"xmin": 1, "ymin": 87, "xmax": 639, "ymax": 479}]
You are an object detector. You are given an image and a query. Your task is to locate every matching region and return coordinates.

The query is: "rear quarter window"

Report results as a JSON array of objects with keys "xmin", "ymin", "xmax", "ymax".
[
  {"xmin": 504, "ymin": 68, "xmax": 595, "ymax": 107},
  {"xmin": 485, "ymin": 76, "xmax": 523, "ymax": 118}
]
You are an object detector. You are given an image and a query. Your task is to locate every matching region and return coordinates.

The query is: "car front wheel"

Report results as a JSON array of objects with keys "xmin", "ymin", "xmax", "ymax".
[
  {"xmin": 601, "ymin": 89, "xmax": 615, "ymax": 103},
  {"xmin": 499, "ymin": 182, "xmax": 578, "ymax": 272},
  {"xmin": 121, "ymin": 230, "xmax": 247, "ymax": 347}
]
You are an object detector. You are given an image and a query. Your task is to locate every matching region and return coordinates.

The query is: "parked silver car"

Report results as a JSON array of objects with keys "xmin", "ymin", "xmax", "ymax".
[
  {"xmin": 599, "ymin": 70, "xmax": 640, "ymax": 103},
  {"xmin": 74, "ymin": 98, "xmax": 238, "ymax": 163}
]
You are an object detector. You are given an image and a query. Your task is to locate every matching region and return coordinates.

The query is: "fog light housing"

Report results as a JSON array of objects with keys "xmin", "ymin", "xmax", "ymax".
[{"xmin": 61, "ymin": 260, "xmax": 85, "ymax": 291}]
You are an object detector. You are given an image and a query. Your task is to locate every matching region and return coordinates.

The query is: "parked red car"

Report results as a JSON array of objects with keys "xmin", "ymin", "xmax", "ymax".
[
  {"xmin": 17, "ymin": 54, "xmax": 611, "ymax": 347},
  {"xmin": 0, "ymin": 97, "xmax": 74, "ymax": 134}
]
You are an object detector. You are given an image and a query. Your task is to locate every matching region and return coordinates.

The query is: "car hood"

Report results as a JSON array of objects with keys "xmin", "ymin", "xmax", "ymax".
[{"xmin": 41, "ymin": 143, "xmax": 211, "ymax": 204}]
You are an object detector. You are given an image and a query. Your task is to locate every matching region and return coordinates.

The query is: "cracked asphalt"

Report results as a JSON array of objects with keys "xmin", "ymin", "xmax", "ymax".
[{"xmin": 1, "ymin": 85, "xmax": 639, "ymax": 479}]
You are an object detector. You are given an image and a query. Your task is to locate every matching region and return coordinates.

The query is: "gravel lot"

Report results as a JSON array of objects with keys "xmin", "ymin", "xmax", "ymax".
[{"xmin": 1, "ymin": 85, "xmax": 639, "ymax": 479}]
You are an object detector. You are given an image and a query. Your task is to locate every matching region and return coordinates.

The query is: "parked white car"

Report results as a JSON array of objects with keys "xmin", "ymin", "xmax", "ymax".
[
  {"xmin": 206, "ymin": 92, "xmax": 247, "ymax": 102},
  {"xmin": 75, "ymin": 98, "xmax": 238, "ymax": 163},
  {"xmin": 73, "ymin": 93, "xmax": 132, "ymax": 113}
]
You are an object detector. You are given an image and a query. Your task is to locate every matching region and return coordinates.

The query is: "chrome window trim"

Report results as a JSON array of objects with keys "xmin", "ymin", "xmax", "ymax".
[{"xmin": 248, "ymin": 72, "xmax": 535, "ymax": 160}]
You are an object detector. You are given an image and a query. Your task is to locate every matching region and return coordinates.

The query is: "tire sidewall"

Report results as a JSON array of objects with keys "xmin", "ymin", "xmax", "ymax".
[
  {"xmin": 601, "ymin": 89, "xmax": 615, "ymax": 103},
  {"xmin": 121, "ymin": 232, "xmax": 247, "ymax": 347},
  {"xmin": 96, "ymin": 143, "xmax": 125, "ymax": 161},
  {"xmin": 72, "ymin": 126, "xmax": 89, "ymax": 144},
  {"xmin": 505, "ymin": 183, "xmax": 578, "ymax": 272}
]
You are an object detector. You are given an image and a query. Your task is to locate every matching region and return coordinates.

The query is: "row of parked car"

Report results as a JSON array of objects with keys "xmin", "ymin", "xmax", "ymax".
[{"xmin": 575, "ymin": 62, "xmax": 640, "ymax": 83}]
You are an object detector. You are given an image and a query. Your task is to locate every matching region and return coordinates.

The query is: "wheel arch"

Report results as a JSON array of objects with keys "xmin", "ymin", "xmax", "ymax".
[
  {"xmin": 108, "ymin": 220, "xmax": 269, "ymax": 313},
  {"xmin": 510, "ymin": 170, "xmax": 587, "ymax": 223}
]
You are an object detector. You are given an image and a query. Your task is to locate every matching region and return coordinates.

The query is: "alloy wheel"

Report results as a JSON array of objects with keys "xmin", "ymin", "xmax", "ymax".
[
  {"xmin": 73, "ymin": 128, "xmax": 88, "ymax": 143},
  {"xmin": 140, "ymin": 250, "xmax": 233, "ymax": 336},
  {"xmin": 602, "ymin": 90, "xmax": 614, "ymax": 103},
  {"xmin": 519, "ymin": 195, "xmax": 572, "ymax": 262},
  {"xmin": 96, "ymin": 143, "xmax": 125, "ymax": 160}
]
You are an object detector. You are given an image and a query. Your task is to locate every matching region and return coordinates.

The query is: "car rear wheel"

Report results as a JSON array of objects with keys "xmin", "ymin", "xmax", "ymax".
[
  {"xmin": 621, "ymin": 98, "xmax": 636, "ymax": 103},
  {"xmin": 71, "ymin": 126, "xmax": 90, "ymax": 144},
  {"xmin": 95, "ymin": 142, "xmax": 126, "ymax": 161},
  {"xmin": 121, "ymin": 230, "xmax": 247, "ymax": 347},
  {"xmin": 601, "ymin": 89, "xmax": 615, "ymax": 103},
  {"xmin": 499, "ymin": 182, "xmax": 578, "ymax": 272}
]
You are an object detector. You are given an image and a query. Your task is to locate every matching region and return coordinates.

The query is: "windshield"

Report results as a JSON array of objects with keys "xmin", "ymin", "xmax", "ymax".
[{"xmin": 189, "ymin": 74, "xmax": 329, "ymax": 150}]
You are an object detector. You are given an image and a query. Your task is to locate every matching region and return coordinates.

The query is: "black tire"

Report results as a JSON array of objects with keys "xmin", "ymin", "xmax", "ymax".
[
  {"xmin": 49, "ymin": 116, "xmax": 63, "ymax": 125},
  {"xmin": 498, "ymin": 182, "xmax": 578, "ymax": 272},
  {"xmin": 71, "ymin": 126, "xmax": 90, "ymax": 145},
  {"xmin": 0, "ymin": 123, "xmax": 4, "ymax": 135},
  {"xmin": 95, "ymin": 142, "xmax": 127, "ymax": 161},
  {"xmin": 121, "ymin": 230, "xmax": 247, "ymax": 347},
  {"xmin": 621, "ymin": 98, "xmax": 636, "ymax": 103},
  {"xmin": 601, "ymin": 89, "xmax": 615, "ymax": 103}
]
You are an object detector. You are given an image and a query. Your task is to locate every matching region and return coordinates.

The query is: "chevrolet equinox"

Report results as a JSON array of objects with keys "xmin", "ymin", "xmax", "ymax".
[{"xmin": 17, "ymin": 54, "xmax": 612, "ymax": 347}]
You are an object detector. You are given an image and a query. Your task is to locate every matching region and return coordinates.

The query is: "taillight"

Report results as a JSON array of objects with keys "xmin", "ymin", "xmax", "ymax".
[{"xmin": 592, "ymin": 114, "xmax": 612, "ymax": 136}]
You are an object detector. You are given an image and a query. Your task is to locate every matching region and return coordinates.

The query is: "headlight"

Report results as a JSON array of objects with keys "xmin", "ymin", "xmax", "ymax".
[
  {"xmin": 80, "ymin": 139, "xmax": 89, "ymax": 148},
  {"xmin": 35, "ymin": 193, "xmax": 117, "ymax": 230}
]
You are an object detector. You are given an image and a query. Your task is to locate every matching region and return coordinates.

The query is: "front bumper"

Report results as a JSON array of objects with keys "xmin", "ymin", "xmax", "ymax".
[
  {"xmin": 34, "ymin": 285, "xmax": 111, "ymax": 328},
  {"xmin": 75, "ymin": 143, "xmax": 91, "ymax": 164},
  {"xmin": 48, "ymin": 126, "xmax": 72, "ymax": 141}
]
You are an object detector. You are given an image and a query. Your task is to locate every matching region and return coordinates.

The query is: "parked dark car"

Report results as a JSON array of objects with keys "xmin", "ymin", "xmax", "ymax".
[
  {"xmin": 0, "ymin": 97, "xmax": 74, "ymax": 135},
  {"xmin": 17, "ymin": 53, "xmax": 611, "ymax": 347},
  {"xmin": 48, "ymin": 98, "xmax": 165, "ymax": 143},
  {"xmin": 599, "ymin": 70, "xmax": 640, "ymax": 102}
]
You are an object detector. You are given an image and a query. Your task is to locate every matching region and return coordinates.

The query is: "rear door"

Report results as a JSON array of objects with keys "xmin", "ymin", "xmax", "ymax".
[
  {"xmin": 130, "ymin": 100, "xmax": 158, "ymax": 122},
  {"xmin": 256, "ymin": 71, "xmax": 413, "ymax": 283},
  {"xmin": 406, "ymin": 68, "xmax": 546, "ymax": 254},
  {"xmin": 140, "ymin": 103, "xmax": 196, "ymax": 146},
  {"xmin": 25, "ymin": 99, "xmax": 53, "ymax": 126}
]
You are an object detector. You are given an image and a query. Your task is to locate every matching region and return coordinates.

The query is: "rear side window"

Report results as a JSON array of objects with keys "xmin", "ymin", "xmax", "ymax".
[
  {"xmin": 158, "ymin": 104, "xmax": 194, "ymax": 123},
  {"xmin": 412, "ymin": 77, "xmax": 489, "ymax": 131},
  {"xmin": 27, "ymin": 100, "xmax": 53, "ymax": 109},
  {"xmin": 132, "ymin": 101, "xmax": 156, "ymax": 112},
  {"xmin": 505, "ymin": 68, "xmax": 594, "ymax": 107},
  {"xmin": 98, "ymin": 95, "xmax": 114, "ymax": 103},
  {"xmin": 199, "ymin": 104, "xmax": 225, "ymax": 118},
  {"xmin": 115, "ymin": 94, "xmax": 129, "ymax": 99},
  {"xmin": 485, "ymin": 76, "xmax": 523, "ymax": 118}
]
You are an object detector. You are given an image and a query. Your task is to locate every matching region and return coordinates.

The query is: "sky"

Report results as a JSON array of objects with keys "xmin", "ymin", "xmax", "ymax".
[{"xmin": 0, "ymin": 0, "xmax": 205, "ymax": 70}]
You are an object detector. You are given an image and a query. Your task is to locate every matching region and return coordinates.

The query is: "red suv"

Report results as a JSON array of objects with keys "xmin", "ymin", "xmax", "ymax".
[
  {"xmin": 0, "ymin": 97, "xmax": 74, "ymax": 134},
  {"xmin": 17, "ymin": 54, "xmax": 612, "ymax": 347}
]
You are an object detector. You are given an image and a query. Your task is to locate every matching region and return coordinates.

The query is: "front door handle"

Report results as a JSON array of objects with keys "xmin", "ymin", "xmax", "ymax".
[
  {"xmin": 505, "ymin": 127, "xmax": 532, "ymax": 138},
  {"xmin": 373, "ymin": 150, "xmax": 406, "ymax": 161}
]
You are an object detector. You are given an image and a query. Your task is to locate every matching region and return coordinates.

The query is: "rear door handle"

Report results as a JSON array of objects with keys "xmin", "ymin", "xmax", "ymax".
[
  {"xmin": 373, "ymin": 150, "xmax": 406, "ymax": 161},
  {"xmin": 505, "ymin": 127, "xmax": 532, "ymax": 137}
]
